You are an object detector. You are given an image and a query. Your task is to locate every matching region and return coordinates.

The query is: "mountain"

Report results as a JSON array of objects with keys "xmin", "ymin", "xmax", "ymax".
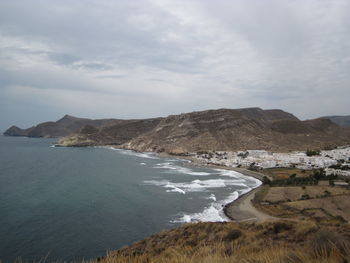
[
  {"xmin": 323, "ymin": 115, "xmax": 350, "ymax": 127},
  {"xmin": 57, "ymin": 108, "xmax": 350, "ymax": 153},
  {"xmin": 3, "ymin": 115, "xmax": 117, "ymax": 138}
]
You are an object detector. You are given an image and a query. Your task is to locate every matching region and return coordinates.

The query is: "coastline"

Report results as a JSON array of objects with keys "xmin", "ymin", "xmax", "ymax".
[
  {"xmin": 71, "ymin": 145, "xmax": 272, "ymax": 223},
  {"xmin": 165, "ymin": 154, "xmax": 273, "ymax": 222}
]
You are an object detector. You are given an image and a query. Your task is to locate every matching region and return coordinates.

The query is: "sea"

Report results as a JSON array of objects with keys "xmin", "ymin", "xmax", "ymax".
[{"xmin": 0, "ymin": 135, "xmax": 261, "ymax": 262}]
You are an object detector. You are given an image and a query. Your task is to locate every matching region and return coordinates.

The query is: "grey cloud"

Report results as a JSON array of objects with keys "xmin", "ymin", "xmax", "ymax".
[
  {"xmin": 97, "ymin": 75, "xmax": 125, "ymax": 79},
  {"xmin": 0, "ymin": 0, "xmax": 349, "ymax": 129}
]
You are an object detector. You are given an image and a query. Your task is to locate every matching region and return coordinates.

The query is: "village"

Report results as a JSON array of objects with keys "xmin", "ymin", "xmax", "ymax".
[{"xmin": 193, "ymin": 146, "xmax": 350, "ymax": 177}]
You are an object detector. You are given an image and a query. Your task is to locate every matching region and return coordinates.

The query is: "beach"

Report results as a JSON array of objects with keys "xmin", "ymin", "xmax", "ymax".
[{"xmin": 172, "ymin": 154, "xmax": 275, "ymax": 222}]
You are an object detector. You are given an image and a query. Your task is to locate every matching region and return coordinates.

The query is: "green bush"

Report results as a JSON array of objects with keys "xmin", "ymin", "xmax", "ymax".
[{"xmin": 306, "ymin": 149, "xmax": 320, "ymax": 156}]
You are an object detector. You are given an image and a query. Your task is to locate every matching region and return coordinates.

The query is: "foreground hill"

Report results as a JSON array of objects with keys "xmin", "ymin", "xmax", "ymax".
[
  {"xmin": 3, "ymin": 115, "xmax": 117, "ymax": 138},
  {"xmin": 57, "ymin": 108, "xmax": 350, "ymax": 153},
  {"xmin": 323, "ymin": 115, "xmax": 350, "ymax": 127},
  {"xmin": 98, "ymin": 220, "xmax": 350, "ymax": 263}
]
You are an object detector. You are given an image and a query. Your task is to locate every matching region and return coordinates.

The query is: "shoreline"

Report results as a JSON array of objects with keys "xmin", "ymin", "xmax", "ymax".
[
  {"xmin": 164, "ymin": 154, "xmax": 273, "ymax": 222},
  {"xmin": 71, "ymin": 145, "xmax": 272, "ymax": 222},
  {"xmin": 107, "ymin": 147, "xmax": 271, "ymax": 222}
]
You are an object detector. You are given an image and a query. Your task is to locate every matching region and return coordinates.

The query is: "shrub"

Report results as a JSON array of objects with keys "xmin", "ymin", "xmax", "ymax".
[
  {"xmin": 273, "ymin": 222, "xmax": 293, "ymax": 234},
  {"xmin": 323, "ymin": 190, "xmax": 330, "ymax": 197},
  {"xmin": 223, "ymin": 229, "xmax": 242, "ymax": 241},
  {"xmin": 306, "ymin": 149, "xmax": 320, "ymax": 156},
  {"xmin": 301, "ymin": 194, "xmax": 310, "ymax": 200},
  {"xmin": 334, "ymin": 215, "xmax": 347, "ymax": 223},
  {"xmin": 262, "ymin": 176, "xmax": 271, "ymax": 185}
]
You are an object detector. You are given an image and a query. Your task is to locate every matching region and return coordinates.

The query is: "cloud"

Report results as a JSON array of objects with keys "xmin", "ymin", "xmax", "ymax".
[{"xmin": 0, "ymin": 0, "xmax": 349, "ymax": 129}]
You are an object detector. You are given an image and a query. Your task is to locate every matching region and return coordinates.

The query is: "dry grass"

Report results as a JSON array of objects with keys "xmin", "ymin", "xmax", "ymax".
[
  {"xmin": 287, "ymin": 196, "xmax": 350, "ymax": 221},
  {"xmin": 80, "ymin": 220, "xmax": 350, "ymax": 263},
  {"xmin": 262, "ymin": 186, "xmax": 350, "ymax": 203},
  {"xmin": 254, "ymin": 185, "xmax": 350, "ymax": 222}
]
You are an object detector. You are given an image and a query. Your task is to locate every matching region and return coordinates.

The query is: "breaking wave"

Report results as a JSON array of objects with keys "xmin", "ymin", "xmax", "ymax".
[
  {"xmin": 153, "ymin": 162, "xmax": 211, "ymax": 176},
  {"xmin": 102, "ymin": 147, "xmax": 160, "ymax": 159}
]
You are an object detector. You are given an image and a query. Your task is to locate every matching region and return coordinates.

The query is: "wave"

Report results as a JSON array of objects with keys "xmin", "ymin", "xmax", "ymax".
[
  {"xmin": 139, "ymin": 155, "xmax": 262, "ymax": 223},
  {"xmin": 173, "ymin": 189, "xmax": 244, "ymax": 223},
  {"xmin": 153, "ymin": 162, "xmax": 211, "ymax": 176},
  {"xmin": 102, "ymin": 147, "xmax": 160, "ymax": 159},
  {"xmin": 214, "ymin": 169, "xmax": 262, "ymax": 188},
  {"xmin": 206, "ymin": 194, "xmax": 217, "ymax": 201},
  {"xmin": 144, "ymin": 178, "xmax": 252, "ymax": 197},
  {"xmin": 173, "ymin": 202, "xmax": 229, "ymax": 223},
  {"xmin": 165, "ymin": 184, "xmax": 186, "ymax": 194}
]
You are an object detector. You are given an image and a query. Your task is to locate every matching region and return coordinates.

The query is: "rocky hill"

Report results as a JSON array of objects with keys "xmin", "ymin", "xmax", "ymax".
[
  {"xmin": 323, "ymin": 115, "xmax": 350, "ymax": 127},
  {"xmin": 3, "ymin": 115, "xmax": 117, "ymax": 138},
  {"xmin": 57, "ymin": 108, "xmax": 350, "ymax": 153}
]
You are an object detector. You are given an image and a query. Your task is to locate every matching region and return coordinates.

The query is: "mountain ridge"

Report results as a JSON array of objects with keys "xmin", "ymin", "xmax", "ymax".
[
  {"xmin": 3, "ymin": 115, "xmax": 118, "ymax": 138},
  {"xmin": 5, "ymin": 108, "xmax": 350, "ymax": 153},
  {"xmin": 55, "ymin": 108, "xmax": 350, "ymax": 153}
]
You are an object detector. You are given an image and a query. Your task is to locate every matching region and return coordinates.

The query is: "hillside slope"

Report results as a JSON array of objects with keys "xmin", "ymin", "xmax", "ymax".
[
  {"xmin": 323, "ymin": 115, "xmax": 350, "ymax": 127},
  {"xmin": 3, "ymin": 115, "xmax": 117, "ymax": 138},
  {"xmin": 57, "ymin": 108, "xmax": 350, "ymax": 153},
  {"xmin": 101, "ymin": 220, "xmax": 350, "ymax": 263}
]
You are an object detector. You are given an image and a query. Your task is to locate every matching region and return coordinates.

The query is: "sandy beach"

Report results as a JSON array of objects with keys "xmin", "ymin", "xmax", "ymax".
[{"xmin": 173, "ymin": 154, "xmax": 275, "ymax": 222}]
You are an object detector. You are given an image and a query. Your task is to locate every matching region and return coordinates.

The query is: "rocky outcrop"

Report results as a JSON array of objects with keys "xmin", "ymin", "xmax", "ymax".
[
  {"xmin": 57, "ymin": 108, "xmax": 350, "ymax": 153},
  {"xmin": 3, "ymin": 125, "xmax": 34, "ymax": 136},
  {"xmin": 3, "ymin": 115, "xmax": 117, "ymax": 138}
]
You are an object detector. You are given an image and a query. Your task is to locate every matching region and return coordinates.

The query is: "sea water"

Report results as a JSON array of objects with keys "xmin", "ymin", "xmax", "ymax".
[{"xmin": 0, "ymin": 135, "xmax": 260, "ymax": 262}]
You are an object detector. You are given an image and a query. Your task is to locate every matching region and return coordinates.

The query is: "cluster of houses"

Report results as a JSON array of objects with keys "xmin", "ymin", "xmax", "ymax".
[{"xmin": 194, "ymin": 146, "xmax": 350, "ymax": 177}]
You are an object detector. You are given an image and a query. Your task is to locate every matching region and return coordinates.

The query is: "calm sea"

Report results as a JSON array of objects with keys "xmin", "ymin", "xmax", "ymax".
[{"xmin": 0, "ymin": 135, "xmax": 260, "ymax": 262}]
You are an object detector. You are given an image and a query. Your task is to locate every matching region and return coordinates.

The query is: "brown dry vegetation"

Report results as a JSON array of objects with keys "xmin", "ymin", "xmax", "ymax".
[
  {"xmin": 262, "ymin": 186, "xmax": 349, "ymax": 203},
  {"xmin": 261, "ymin": 167, "xmax": 314, "ymax": 180},
  {"xmin": 253, "ymin": 185, "xmax": 350, "ymax": 222},
  {"xmin": 86, "ymin": 220, "xmax": 350, "ymax": 263},
  {"xmin": 57, "ymin": 108, "xmax": 350, "ymax": 153}
]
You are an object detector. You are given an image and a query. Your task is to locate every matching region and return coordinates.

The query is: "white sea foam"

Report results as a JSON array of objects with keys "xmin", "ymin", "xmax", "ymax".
[
  {"xmin": 223, "ymin": 190, "xmax": 240, "ymax": 204},
  {"xmin": 214, "ymin": 169, "xmax": 262, "ymax": 188},
  {"xmin": 173, "ymin": 189, "xmax": 245, "ymax": 223},
  {"xmin": 104, "ymin": 147, "xmax": 159, "ymax": 159},
  {"xmin": 143, "ymin": 180, "xmax": 170, "ymax": 186},
  {"xmin": 165, "ymin": 184, "xmax": 186, "ymax": 194},
  {"xmin": 144, "ymin": 178, "xmax": 250, "ymax": 194},
  {"xmin": 173, "ymin": 203, "xmax": 228, "ymax": 223},
  {"xmin": 206, "ymin": 194, "xmax": 217, "ymax": 201},
  {"xmin": 144, "ymin": 161, "xmax": 262, "ymax": 223},
  {"xmin": 153, "ymin": 162, "xmax": 211, "ymax": 176},
  {"xmin": 140, "ymin": 162, "xmax": 146, "ymax": 165},
  {"xmin": 215, "ymin": 169, "xmax": 242, "ymax": 178}
]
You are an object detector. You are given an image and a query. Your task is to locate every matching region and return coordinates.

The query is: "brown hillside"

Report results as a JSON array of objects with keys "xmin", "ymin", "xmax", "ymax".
[
  {"xmin": 3, "ymin": 115, "xmax": 117, "ymax": 138},
  {"xmin": 57, "ymin": 108, "xmax": 350, "ymax": 153}
]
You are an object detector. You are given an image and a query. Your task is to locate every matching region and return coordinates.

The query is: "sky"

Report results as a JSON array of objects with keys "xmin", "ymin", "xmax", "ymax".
[{"xmin": 1, "ymin": 0, "xmax": 350, "ymax": 129}]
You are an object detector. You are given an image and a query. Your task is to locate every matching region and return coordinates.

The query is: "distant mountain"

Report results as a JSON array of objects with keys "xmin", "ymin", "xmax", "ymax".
[
  {"xmin": 57, "ymin": 108, "xmax": 350, "ymax": 153},
  {"xmin": 3, "ymin": 115, "xmax": 117, "ymax": 138},
  {"xmin": 323, "ymin": 115, "xmax": 350, "ymax": 127}
]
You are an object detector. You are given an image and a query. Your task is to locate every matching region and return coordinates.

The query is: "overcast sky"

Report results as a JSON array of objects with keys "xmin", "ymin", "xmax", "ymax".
[{"xmin": 1, "ymin": 0, "xmax": 349, "ymax": 129}]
